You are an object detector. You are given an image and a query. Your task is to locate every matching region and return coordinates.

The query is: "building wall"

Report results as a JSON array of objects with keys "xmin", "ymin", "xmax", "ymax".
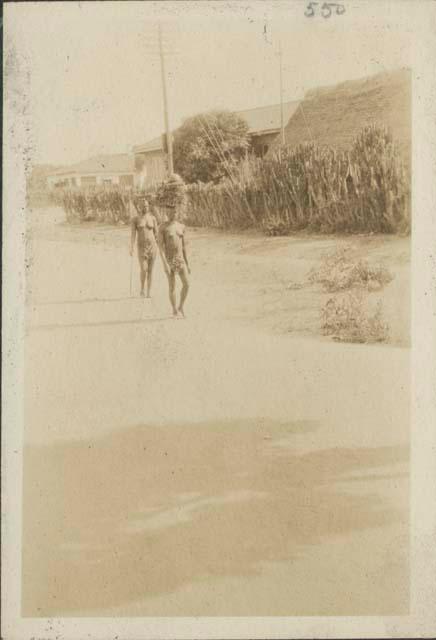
[
  {"xmin": 91, "ymin": 173, "xmax": 134, "ymax": 187},
  {"xmin": 47, "ymin": 173, "xmax": 134, "ymax": 189},
  {"xmin": 82, "ymin": 176, "xmax": 97, "ymax": 187},
  {"xmin": 119, "ymin": 174, "xmax": 134, "ymax": 187},
  {"xmin": 249, "ymin": 131, "xmax": 280, "ymax": 157},
  {"xmin": 134, "ymin": 150, "xmax": 167, "ymax": 187},
  {"xmin": 47, "ymin": 175, "xmax": 77, "ymax": 190}
]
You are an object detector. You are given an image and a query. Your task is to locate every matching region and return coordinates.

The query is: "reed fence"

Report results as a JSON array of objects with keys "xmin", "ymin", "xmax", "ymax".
[
  {"xmin": 186, "ymin": 125, "xmax": 410, "ymax": 234},
  {"xmin": 55, "ymin": 125, "xmax": 410, "ymax": 235}
]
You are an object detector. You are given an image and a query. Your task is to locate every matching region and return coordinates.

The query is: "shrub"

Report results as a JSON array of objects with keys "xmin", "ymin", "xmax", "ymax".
[
  {"xmin": 173, "ymin": 110, "xmax": 250, "ymax": 184},
  {"xmin": 308, "ymin": 245, "xmax": 394, "ymax": 292},
  {"xmin": 57, "ymin": 186, "xmax": 159, "ymax": 225},
  {"xmin": 321, "ymin": 292, "xmax": 390, "ymax": 343},
  {"xmin": 264, "ymin": 219, "xmax": 290, "ymax": 237}
]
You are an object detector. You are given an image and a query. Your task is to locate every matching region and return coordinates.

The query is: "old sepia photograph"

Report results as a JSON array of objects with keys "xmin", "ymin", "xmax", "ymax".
[{"xmin": 2, "ymin": 0, "xmax": 436, "ymax": 638}]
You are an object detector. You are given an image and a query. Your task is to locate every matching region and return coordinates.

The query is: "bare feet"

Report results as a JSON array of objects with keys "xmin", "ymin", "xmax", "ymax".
[
  {"xmin": 178, "ymin": 307, "xmax": 185, "ymax": 318},
  {"xmin": 140, "ymin": 290, "xmax": 145, "ymax": 298}
]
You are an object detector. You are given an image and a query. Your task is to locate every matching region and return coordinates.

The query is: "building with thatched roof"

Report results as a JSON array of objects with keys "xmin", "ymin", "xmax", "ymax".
[{"xmin": 270, "ymin": 68, "xmax": 411, "ymax": 166}]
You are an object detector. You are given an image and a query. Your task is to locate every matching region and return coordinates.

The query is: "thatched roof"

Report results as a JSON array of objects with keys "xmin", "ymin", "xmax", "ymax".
[{"xmin": 270, "ymin": 68, "xmax": 411, "ymax": 164}]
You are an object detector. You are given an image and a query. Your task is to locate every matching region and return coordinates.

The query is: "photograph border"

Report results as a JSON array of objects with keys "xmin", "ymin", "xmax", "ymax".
[{"xmin": 2, "ymin": 1, "xmax": 436, "ymax": 638}]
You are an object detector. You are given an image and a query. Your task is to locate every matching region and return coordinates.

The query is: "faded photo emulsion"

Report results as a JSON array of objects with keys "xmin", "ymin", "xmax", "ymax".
[{"xmin": 3, "ymin": 1, "xmax": 436, "ymax": 638}]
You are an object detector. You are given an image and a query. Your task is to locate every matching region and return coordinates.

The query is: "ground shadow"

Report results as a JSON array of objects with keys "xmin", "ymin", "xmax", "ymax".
[
  {"xmin": 22, "ymin": 419, "xmax": 409, "ymax": 617},
  {"xmin": 31, "ymin": 297, "xmax": 138, "ymax": 305},
  {"xmin": 27, "ymin": 316, "xmax": 174, "ymax": 331}
]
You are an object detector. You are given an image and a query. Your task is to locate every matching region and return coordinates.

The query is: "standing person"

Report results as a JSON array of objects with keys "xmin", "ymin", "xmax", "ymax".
[
  {"xmin": 159, "ymin": 204, "xmax": 191, "ymax": 317},
  {"xmin": 130, "ymin": 197, "xmax": 159, "ymax": 298}
]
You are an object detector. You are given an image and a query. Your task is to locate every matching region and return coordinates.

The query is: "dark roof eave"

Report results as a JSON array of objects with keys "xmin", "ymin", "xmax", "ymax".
[
  {"xmin": 133, "ymin": 145, "xmax": 164, "ymax": 154},
  {"xmin": 50, "ymin": 171, "xmax": 78, "ymax": 178},
  {"xmin": 133, "ymin": 129, "xmax": 281, "ymax": 153},
  {"xmin": 76, "ymin": 169, "xmax": 134, "ymax": 176},
  {"xmin": 249, "ymin": 128, "xmax": 280, "ymax": 137}
]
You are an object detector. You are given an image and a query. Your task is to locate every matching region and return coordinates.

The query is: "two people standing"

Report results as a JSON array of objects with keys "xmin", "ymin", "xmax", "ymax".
[{"xmin": 130, "ymin": 187, "xmax": 190, "ymax": 317}]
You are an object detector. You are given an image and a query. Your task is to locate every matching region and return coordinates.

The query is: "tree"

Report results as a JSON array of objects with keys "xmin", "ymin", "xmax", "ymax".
[{"xmin": 173, "ymin": 110, "xmax": 250, "ymax": 184}]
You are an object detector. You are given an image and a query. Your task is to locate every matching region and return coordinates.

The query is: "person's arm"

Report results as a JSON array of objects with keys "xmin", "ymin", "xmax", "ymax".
[
  {"xmin": 130, "ymin": 218, "xmax": 136, "ymax": 256},
  {"xmin": 152, "ymin": 215, "xmax": 159, "ymax": 241},
  {"xmin": 181, "ymin": 227, "xmax": 190, "ymax": 273}
]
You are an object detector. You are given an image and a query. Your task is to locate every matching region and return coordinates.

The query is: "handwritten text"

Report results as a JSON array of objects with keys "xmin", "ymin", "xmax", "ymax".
[{"xmin": 305, "ymin": 2, "xmax": 346, "ymax": 18}]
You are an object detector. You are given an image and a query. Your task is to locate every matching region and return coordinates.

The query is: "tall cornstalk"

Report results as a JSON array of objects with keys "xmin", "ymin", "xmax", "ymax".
[{"xmin": 185, "ymin": 125, "xmax": 410, "ymax": 235}]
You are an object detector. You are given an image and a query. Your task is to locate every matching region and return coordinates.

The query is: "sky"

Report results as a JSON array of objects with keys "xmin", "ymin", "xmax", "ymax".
[{"xmin": 6, "ymin": 1, "xmax": 413, "ymax": 167}]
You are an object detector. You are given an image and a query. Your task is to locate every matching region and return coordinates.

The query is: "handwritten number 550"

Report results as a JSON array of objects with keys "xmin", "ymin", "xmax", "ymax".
[{"xmin": 305, "ymin": 2, "xmax": 346, "ymax": 18}]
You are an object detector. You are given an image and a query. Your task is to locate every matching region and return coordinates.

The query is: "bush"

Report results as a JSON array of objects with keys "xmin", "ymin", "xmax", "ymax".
[
  {"xmin": 173, "ymin": 110, "xmax": 250, "ymax": 184},
  {"xmin": 308, "ymin": 245, "xmax": 394, "ymax": 292},
  {"xmin": 264, "ymin": 219, "xmax": 290, "ymax": 236},
  {"xmin": 57, "ymin": 186, "xmax": 159, "ymax": 225},
  {"xmin": 321, "ymin": 292, "xmax": 389, "ymax": 343}
]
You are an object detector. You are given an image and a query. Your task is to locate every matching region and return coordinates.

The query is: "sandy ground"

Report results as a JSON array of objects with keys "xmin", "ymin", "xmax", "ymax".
[{"xmin": 22, "ymin": 207, "xmax": 410, "ymax": 617}]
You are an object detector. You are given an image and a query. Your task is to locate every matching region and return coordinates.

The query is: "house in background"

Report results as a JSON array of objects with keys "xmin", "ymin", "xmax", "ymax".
[
  {"xmin": 27, "ymin": 164, "xmax": 67, "ymax": 207},
  {"xmin": 29, "ymin": 164, "xmax": 65, "ymax": 191},
  {"xmin": 237, "ymin": 100, "xmax": 300, "ymax": 157},
  {"xmin": 46, "ymin": 153, "xmax": 135, "ymax": 190},
  {"xmin": 132, "ymin": 100, "xmax": 300, "ymax": 187},
  {"xmin": 132, "ymin": 136, "xmax": 168, "ymax": 189},
  {"xmin": 270, "ymin": 68, "xmax": 411, "ymax": 166}
]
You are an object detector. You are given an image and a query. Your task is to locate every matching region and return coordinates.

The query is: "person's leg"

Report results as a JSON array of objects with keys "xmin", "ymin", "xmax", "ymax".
[
  {"xmin": 146, "ymin": 254, "xmax": 156, "ymax": 298},
  {"xmin": 139, "ymin": 258, "xmax": 147, "ymax": 296},
  {"xmin": 178, "ymin": 267, "xmax": 190, "ymax": 317},
  {"xmin": 168, "ymin": 271, "xmax": 178, "ymax": 315}
]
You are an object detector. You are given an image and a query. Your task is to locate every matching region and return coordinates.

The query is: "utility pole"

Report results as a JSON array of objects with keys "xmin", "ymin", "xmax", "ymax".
[
  {"xmin": 158, "ymin": 23, "xmax": 174, "ymax": 176},
  {"xmin": 278, "ymin": 41, "xmax": 285, "ymax": 146}
]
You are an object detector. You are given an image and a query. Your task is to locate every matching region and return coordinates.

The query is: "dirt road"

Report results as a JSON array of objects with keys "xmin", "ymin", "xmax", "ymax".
[{"xmin": 23, "ymin": 208, "xmax": 410, "ymax": 616}]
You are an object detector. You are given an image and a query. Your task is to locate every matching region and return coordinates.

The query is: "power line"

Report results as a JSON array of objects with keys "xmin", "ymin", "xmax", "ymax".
[
  {"xmin": 139, "ymin": 23, "xmax": 178, "ymax": 177},
  {"xmin": 140, "ymin": 25, "xmax": 181, "ymax": 57},
  {"xmin": 158, "ymin": 23, "xmax": 174, "ymax": 175},
  {"xmin": 198, "ymin": 116, "xmax": 232, "ymax": 179},
  {"xmin": 277, "ymin": 41, "xmax": 285, "ymax": 146}
]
